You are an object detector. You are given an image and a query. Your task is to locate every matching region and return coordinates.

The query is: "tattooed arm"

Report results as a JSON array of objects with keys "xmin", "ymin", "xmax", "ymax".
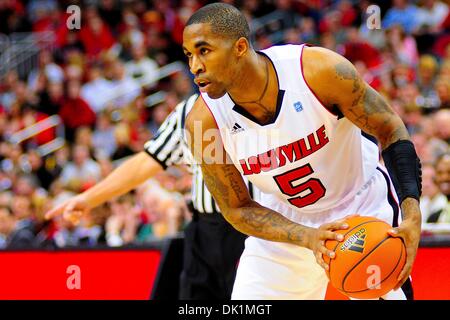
[
  {"xmin": 184, "ymin": 97, "xmax": 347, "ymax": 270},
  {"xmin": 303, "ymin": 46, "xmax": 421, "ymax": 288}
]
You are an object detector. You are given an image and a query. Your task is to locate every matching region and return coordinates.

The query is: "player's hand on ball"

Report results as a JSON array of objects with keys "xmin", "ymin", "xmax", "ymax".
[
  {"xmin": 308, "ymin": 219, "xmax": 350, "ymax": 271},
  {"xmin": 45, "ymin": 194, "xmax": 90, "ymax": 225},
  {"xmin": 388, "ymin": 200, "xmax": 421, "ymax": 290}
]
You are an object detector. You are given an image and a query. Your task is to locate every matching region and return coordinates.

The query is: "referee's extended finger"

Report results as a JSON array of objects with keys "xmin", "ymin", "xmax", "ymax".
[{"xmin": 45, "ymin": 202, "xmax": 66, "ymax": 220}]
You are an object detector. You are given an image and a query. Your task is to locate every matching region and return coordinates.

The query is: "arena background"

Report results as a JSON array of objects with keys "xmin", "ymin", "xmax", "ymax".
[{"xmin": 0, "ymin": 0, "xmax": 449, "ymax": 300}]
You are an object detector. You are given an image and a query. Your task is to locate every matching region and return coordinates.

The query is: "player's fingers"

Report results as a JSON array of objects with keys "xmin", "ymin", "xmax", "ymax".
[
  {"xmin": 394, "ymin": 263, "xmax": 411, "ymax": 290},
  {"xmin": 388, "ymin": 227, "xmax": 401, "ymax": 238},
  {"xmin": 319, "ymin": 230, "xmax": 344, "ymax": 242},
  {"xmin": 315, "ymin": 250, "xmax": 329, "ymax": 271},
  {"xmin": 320, "ymin": 221, "xmax": 349, "ymax": 232},
  {"xmin": 318, "ymin": 243, "xmax": 336, "ymax": 260}
]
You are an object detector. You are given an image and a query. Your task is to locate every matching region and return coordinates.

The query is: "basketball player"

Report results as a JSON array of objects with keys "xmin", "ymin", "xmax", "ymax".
[
  {"xmin": 45, "ymin": 94, "xmax": 254, "ymax": 300},
  {"xmin": 182, "ymin": 3, "xmax": 422, "ymax": 299}
]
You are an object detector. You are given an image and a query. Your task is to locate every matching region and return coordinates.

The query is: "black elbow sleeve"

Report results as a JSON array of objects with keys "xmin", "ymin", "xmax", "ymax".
[{"xmin": 381, "ymin": 140, "xmax": 422, "ymax": 204}]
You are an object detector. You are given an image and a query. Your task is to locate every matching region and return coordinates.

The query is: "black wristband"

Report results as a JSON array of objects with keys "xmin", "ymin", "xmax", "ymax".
[{"xmin": 381, "ymin": 140, "xmax": 422, "ymax": 204}]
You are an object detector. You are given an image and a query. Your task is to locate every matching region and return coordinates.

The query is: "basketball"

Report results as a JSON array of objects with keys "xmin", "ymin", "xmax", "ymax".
[{"xmin": 323, "ymin": 216, "xmax": 406, "ymax": 299}]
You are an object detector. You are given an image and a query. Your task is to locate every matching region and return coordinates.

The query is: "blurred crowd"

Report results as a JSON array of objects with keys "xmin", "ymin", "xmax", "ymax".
[{"xmin": 0, "ymin": 0, "xmax": 449, "ymax": 249}]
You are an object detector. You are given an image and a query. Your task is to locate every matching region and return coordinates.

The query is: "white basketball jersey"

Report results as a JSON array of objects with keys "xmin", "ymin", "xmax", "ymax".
[{"xmin": 201, "ymin": 44, "xmax": 380, "ymax": 219}]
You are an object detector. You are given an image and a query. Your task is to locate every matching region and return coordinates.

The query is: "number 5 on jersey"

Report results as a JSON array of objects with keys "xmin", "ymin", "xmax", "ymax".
[{"xmin": 273, "ymin": 164, "xmax": 326, "ymax": 208}]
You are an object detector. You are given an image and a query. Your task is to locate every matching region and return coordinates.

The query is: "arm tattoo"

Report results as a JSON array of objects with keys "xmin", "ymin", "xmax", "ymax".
[
  {"xmin": 200, "ymin": 164, "xmax": 232, "ymax": 206},
  {"xmin": 200, "ymin": 164, "xmax": 309, "ymax": 246},
  {"xmin": 221, "ymin": 165, "xmax": 248, "ymax": 203},
  {"xmin": 333, "ymin": 62, "xmax": 409, "ymax": 148},
  {"xmin": 237, "ymin": 206, "xmax": 308, "ymax": 244}
]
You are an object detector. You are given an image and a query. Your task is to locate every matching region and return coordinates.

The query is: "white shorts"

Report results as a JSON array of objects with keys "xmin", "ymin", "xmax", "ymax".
[{"xmin": 232, "ymin": 166, "xmax": 409, "ymax": 300}]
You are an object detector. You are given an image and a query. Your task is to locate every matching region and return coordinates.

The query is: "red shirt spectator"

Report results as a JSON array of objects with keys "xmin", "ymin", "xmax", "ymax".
[
  {"xmin": 79, "ymin": 15, "xmax": 115, "ymax": 58},
  {"xmin": 59, "ymin": 81, "xmax": 96, "ymax": 138}
]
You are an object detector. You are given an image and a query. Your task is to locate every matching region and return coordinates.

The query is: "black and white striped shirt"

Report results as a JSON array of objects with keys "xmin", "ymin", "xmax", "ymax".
[{"xmin": 144, "ymin": 94, "xmax": 255, "ymax": 214}]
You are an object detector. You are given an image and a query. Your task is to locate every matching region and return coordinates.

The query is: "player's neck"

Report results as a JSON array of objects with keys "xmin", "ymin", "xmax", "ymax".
[
  {"xmin": 229, "ymin": 52, "xmax": 266, "ymax": 100},
  {"xmin": 228, "ymin": 53, "xmax": 279, "ymax": 124}
]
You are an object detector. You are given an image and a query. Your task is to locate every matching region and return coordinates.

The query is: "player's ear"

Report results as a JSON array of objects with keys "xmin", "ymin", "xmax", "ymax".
[{"xmin": 234, "ymin": 37, "xmax": 249, "ymax": 57}]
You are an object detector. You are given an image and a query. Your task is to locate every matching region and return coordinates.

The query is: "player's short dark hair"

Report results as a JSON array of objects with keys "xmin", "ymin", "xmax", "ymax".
[{"xmin": 186, "ymin": 3, "xmax": 250, "ymax": 41}]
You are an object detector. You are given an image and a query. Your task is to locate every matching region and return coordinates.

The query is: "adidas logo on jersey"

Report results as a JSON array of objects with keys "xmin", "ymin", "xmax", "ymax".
[{"xmin": 231, "ymin": 123, "xmax": 244, "ymax": 134}]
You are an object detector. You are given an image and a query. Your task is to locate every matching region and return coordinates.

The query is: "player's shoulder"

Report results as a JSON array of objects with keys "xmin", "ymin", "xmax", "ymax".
[
  {"xmin": 185, "ymin": 94, "xmax": 217, "ymax": 133},
  {"xmin": 302, "ymin": 46, "xmax": 357, "ymax": 87},
  {"xmin": 302, "ymin": 46, "xmax": 350, "ymax": 71}
]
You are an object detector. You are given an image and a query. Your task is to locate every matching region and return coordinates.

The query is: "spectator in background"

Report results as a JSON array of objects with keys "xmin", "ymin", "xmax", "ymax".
[
  {"xmin": 342, "ymin": 27, "xmax": 382, "ymax": 71},
  {"xmin": 105, "ymin": 194, "xmax": 141, "ymax": 246},
  {"xmin": 35, "ymin": 79, "xmax": 64, "ymax": 116},
  {"xmin": 299, "ymin": 17, "xmax": 318, "ymax": 45},
  {"xmin": 27, "ymin": 50, "xmax": 64, "ymax": 93},
  {"xmin": 0, "ymin": 205, "xmax": 35, "ymax": 248},
  {"xmin": 416, "ymin": 55, "xmax": 440, "ymax": 113},
  {"xmin": 434, "ymin": 109, "xmax": 450, "ymax": 144},
  {"xmin": 383, "ymin": 0, "xmax": 419, "ymax": 34},
  {"xmin": 8, "ymin": 195, "xmax": 37, "ymax": 248},
  {"xmin": 435, "ymin": 78, "xmax": 450, "ymax": 109},
  {"xmin": 125, "ymin": 43, "xmax": 159, "ymax": 90},
  {"xmin": 59, "ymin": 80, "xmax": 96, "ymax": 142},
  {"xmin": 28, "ymin": 149, "xmax": 60, "ymax": 190},
  {"xmin": 0, "ymin": 206, "xmax": 14, "ymax": 248},
  {"xmin": 74, "ymin": 126, "xmax": 94, "ymax": 151},
  {"xmin": 385, "ymin": 25, "xmax": 419, "ymax": 66},
  {"xmin": 420, "ymin": 163, "xmax": 447, "ymax": 223},
  {"xmin": 147, "ymin": 102, "xmax": 171, "ymax": 136},
  {"xmin": 137, "ymin": 178, "xmax": 185, "ymax": 240},
  {"xmin": 81, "ymin": 63, "xmax": 114, "ymax": 114},
  {"xmin": 427, "ymin": 152, "xmax": 450, "ymax": 223},
  {"xmin": 79, "ymin": 6, "xmax": 116, "ymax": 59},
  {"xmin": 111, "ymin": 123, "xmax": 134, "ymax": 161},
  {"xmin": 0, "ymin": 70, "xmax": 20, "ymax": 112},
  {"xmin": 98, "ymin": 0, "xmax": 123, "ymax": 34},
  {"xmin": 117, "ymin": 7, "xmax": 146, "ymax": 60},
  {"xmin": 110, "ymin": 60, "xmax": 141, "ymax": 109},
  {"xmin": 92, "ymin": 112, "xmax": 117, "ymax": 159},
  {"xmin": 52, "ymin": 214, "xmax": 86, "ymax": 247},
  {"xmin": 416, "ymin": 0, "xmax": 449, "ymax": 34},
  {"xmin": 26, "ymin": 0, "xmax": 58, "ymax": 24},
  {"xmin": 0, "ymin": 0, "xmax": 30, "ymax": 34},
  {"xmin": 59, "ymin": 144, "xmax": 101, "ymax": 191}
]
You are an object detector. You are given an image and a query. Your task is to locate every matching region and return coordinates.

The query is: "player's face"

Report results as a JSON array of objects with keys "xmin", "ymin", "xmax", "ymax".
[
  {"xmin": 183, "ymin": 23, "xmax": 238, "ymax": 99},
  {"xmin": 435, "ymin": 156, "xmax": 450, "ymax": 196}
]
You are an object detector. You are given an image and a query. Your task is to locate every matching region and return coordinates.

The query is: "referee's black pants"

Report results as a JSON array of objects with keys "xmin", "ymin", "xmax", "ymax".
[{"xmin": 179, "ymin": 210, "xmax": 247, "ymax": 300}]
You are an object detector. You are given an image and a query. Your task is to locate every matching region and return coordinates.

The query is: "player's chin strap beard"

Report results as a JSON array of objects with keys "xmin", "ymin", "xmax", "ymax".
[{"xmin": 234, "ymin": 57, "xmax": 271, "ymax": 112}]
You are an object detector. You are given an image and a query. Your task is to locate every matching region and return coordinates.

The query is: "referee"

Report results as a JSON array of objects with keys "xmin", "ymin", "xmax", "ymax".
[{"xmin": 46, "ymin": 93, "xmax": 253, "ymax": 300}]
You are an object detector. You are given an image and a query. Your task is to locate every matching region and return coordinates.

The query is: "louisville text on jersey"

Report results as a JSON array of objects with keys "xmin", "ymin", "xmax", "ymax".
[{"xmin": 239, "ymin": 125, "xmax": 329, "ymax": 175}]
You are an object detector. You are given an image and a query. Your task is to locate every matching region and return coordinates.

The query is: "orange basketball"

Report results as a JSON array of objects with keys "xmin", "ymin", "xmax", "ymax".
[{"xmin": 323, "ymin": 216, "xmax": 406, "ymax": 299}]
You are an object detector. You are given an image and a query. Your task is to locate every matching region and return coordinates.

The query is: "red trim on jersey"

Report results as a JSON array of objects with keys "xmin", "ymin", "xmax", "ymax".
[
  {"xmin": 200, "ymin": 94, "xmax": 220, "ymax": 130},
  {"xmin": 378, "ymin": 166, "xmax": 401, "ymax": 224},
  {"xmin": 299, "ymin": 44, "xmax": 338, "ymax": 118}
]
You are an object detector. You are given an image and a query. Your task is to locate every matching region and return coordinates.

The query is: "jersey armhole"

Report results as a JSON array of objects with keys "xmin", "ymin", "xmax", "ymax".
[{"xmin": 299, "ymin": 44, "xmax": 340, "ymax": 119}]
